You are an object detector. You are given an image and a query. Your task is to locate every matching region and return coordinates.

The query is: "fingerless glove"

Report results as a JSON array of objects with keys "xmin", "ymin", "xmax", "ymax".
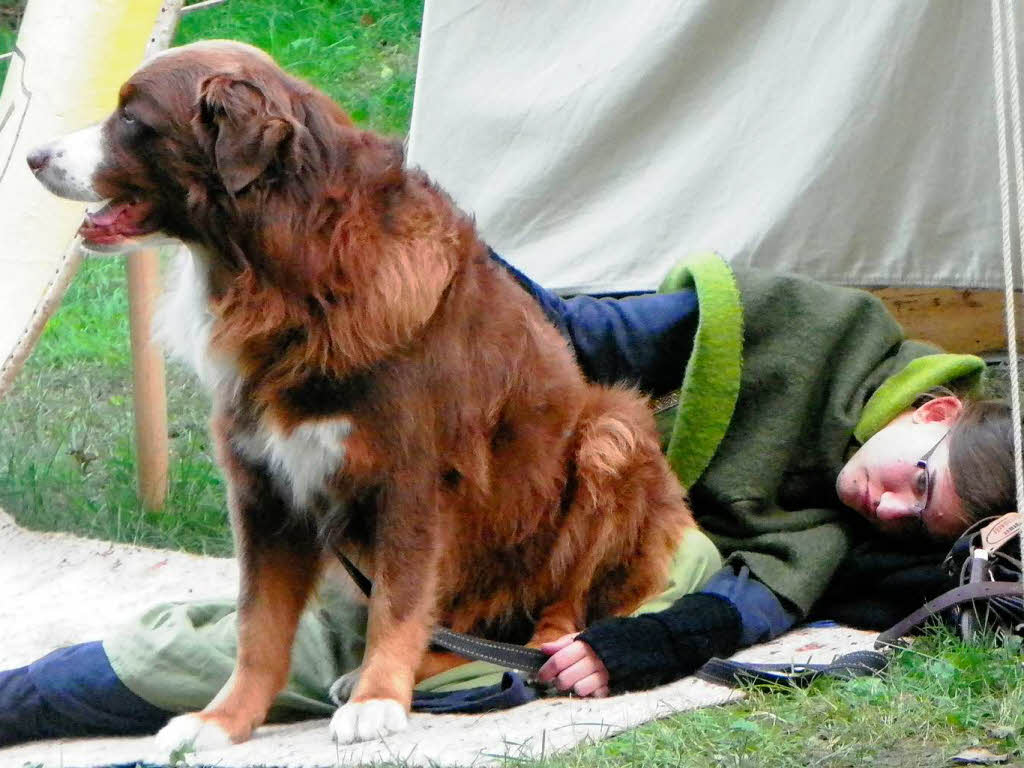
[{"xmin": 578, "ymin": 592, "xmax": 741, "ymax": 692}]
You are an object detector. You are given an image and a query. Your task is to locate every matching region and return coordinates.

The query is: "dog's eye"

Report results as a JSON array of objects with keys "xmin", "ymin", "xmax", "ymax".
[{"xmin": 117, "ymin": 108, "xmax": 156, "ymax": 140}]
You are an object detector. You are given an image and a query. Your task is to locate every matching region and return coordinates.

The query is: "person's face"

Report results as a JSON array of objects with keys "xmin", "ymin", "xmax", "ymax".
[{"xmin": 836, "ymin": 396, "xmax": 970, "ymax": 541}]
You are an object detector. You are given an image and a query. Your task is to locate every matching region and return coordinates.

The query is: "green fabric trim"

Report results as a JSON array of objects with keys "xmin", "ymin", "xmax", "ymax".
[
  {"xmin": 415, "ymin": 660, "xmax": 507, "ymax": 693},
  {"xmin": 631, "ymin": 525, "xmax": 722, "ymax": 615},
  {"xmin": 853, "ymin": 353, "xmax": 987, "ymax": 443},
  {"xmin": 658, "ymin": 251, "xmax": 744, "ymax": 488}
]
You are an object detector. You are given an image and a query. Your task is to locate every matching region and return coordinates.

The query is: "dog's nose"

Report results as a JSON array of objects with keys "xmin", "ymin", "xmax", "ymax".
[{"xmin": 26, "ymin": 147, "xmax": 51, "ymax": 174}]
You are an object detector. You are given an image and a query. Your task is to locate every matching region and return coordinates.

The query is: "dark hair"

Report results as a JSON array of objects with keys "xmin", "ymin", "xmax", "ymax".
[{"xmin": 948, "ymin": 399, "xmax": 1018, "ymax": 523}]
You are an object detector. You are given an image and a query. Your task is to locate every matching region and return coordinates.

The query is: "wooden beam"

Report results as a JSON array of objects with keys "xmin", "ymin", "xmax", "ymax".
[
  {"xmin": 870, "ymin": 287, "xmax": 1023, "ymax": 356},
  {"xmin": 126, "ymin": 248, "xmax": 170, "ymax": 509}
]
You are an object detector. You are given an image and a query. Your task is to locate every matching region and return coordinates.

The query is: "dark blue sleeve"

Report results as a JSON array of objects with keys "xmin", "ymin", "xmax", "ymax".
[
  {"xmin": 490, "ymin": 250, "xmax": 698, "ymax": 396},
  {"xmin": 0, "ymin": 641, "xmax": 172, "ymax": 746},
  {"xmin": 701, "ymin": 565, "xmax": 799, "ymax": 647}
]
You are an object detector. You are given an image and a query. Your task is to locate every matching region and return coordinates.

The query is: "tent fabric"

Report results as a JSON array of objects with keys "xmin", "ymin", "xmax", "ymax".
[
  {"xmin": 0, "ymin": 0, "xmax": 170, "ymax": 399},
  {"xmin": 407, "ymin": 1, "xmax": 1010, "ymax": 295}
]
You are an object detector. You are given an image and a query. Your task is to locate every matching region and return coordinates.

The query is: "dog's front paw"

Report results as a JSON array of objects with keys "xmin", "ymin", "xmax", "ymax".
[
  {"xmin": 329, "ymin": 666, "xmax": 363, "ymax": 705},
  {"xmin": 156, "ymin": 713, "xmax": 234, "ymax": 753},
  {"xmin": 330, "ymin": 698, "xmax": 408, "ymax": 743}
]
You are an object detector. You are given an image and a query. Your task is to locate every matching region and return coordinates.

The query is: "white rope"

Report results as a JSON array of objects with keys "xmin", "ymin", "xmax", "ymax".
[{"xmin": 990, "ymin": 0, "xmax": 1024, "ymax": 565}]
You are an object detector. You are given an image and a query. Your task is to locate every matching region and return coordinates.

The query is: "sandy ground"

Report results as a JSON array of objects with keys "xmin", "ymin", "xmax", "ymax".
[{"xmin": 0, "ymin": 508, "xmax": 881, "ymax": 767}]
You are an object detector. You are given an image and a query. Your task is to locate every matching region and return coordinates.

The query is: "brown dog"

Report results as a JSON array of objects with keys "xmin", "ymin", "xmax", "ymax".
[{"xmin": 29, "ymin": 41, "xmax": 694, "ymax": 748}]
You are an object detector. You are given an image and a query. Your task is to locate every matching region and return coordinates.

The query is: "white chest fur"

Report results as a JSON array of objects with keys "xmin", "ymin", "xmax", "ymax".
[
  {"xmin": 156, "ymin": 247, "xmax": 352, "ymax": 510},
  {"xmin": 233, "ymin": 419, "xmax": 353, "ymax": 509},
  {"xmin": 155, "ymin": 247, "xmax": 240, "ymax": 396}
]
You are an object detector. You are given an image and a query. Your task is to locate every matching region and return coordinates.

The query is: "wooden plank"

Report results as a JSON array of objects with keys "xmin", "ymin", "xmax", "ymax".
[{"xmin": 869, "ymin": 287, "xmax": 1023, "ymax": 356}]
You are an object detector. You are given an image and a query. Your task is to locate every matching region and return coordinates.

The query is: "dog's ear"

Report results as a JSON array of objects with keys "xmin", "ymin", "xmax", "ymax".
[{"xmin": 195, "ymin": 74, "xmax": 294, "ymax": 194}]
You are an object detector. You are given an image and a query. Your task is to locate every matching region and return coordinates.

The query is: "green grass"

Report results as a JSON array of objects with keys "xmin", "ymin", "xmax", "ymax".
[
  {"xmin": 535, "ymin": 630, "xmax": 1024, "ymax": 768},
  {"xmin": 0, "ymin": 0, "xmax": 18, "ymax": 83},
  {"xmin": 292, "ymin": 628, "xmax": 1016, "ymax": 768},
  {"xmin": 2, "ymin": 3, "xmax": 1024, "ymax": 767},
  {"xmin": 177, "ymin": 0, "xmax": 421, "ymax": 135},
  {"xmin": 0, "ymin": 256, "xmax": 230, "ymax": 552}
]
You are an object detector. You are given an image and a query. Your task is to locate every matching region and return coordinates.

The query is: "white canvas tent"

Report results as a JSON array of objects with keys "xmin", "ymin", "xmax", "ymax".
[{"xmin": 408, "ymin": 0, "xmax": 1010, "ymax": 298}]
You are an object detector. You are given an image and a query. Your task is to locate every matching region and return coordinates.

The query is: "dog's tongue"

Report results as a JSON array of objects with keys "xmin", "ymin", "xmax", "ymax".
[
  {"xmin": 79, "ymin": 199, "xmax": 155, "ymax": 245},
  {"xmin": 88, "ymin": 200, "xmax": 132, "ymax": 228}
]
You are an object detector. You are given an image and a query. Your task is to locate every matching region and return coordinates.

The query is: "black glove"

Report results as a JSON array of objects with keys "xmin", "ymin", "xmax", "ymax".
[{"xmin": 578, "ymin": 592, "xmax": 741, "ymax": 693}]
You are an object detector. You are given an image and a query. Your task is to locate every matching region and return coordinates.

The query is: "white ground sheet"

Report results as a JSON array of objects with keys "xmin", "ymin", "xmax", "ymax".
[
  {"xmin": 0, "ymin": 509, "xmax": 882, "ymax": 767},
  {"xmin": 408, "ymin": 1, "xmax": 1011, "ymax": 295}
]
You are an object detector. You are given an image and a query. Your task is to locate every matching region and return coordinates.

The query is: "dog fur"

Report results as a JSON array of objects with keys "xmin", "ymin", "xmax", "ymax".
[{"xmin": 29, "ymin": 41, "xmax": 694, "ymax": 747}]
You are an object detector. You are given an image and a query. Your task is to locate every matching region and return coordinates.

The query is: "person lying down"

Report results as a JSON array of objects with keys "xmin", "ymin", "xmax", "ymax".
[{"xmin": 0, "ymin": 250, "xmax": 1013, "ymax": 747}]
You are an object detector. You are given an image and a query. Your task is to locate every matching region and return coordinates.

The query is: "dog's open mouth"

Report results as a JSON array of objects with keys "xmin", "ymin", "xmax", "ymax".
[{"xmin": 78, "ymin": 198, "xmax": 158, "ymax": 247}]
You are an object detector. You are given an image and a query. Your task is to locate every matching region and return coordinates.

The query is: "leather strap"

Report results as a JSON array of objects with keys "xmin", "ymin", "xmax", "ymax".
[
  {"xmin": 334, "ymin": 548, "xmax": 1023, "ymax": 679},
  {"xmin": 697, "ymin": 649, "xmax": 888, "ymax": 688},
  {"xmin": 875, "ymin": 581, "xmax": 1024, "ymax": 649},
  {"xmin": 332, "ymin": 545, "xmax": 549, "ymax": 675},
  {"xmin": 430, "ymin": 627, "xmax": 548, "ymax": 674}
]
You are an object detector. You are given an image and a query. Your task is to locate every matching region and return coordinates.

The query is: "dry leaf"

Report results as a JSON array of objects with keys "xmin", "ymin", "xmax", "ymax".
[{"xmin": 951, "ymin": 746, "xmax": 1009, "ymax": 765}]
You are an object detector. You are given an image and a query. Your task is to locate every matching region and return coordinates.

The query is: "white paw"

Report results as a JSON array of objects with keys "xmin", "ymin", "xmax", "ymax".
[
  {"xmin": 329, "ymin": 666, "xmax": 362, "ymax": 705},
  {"xmin": 330, "ymin": 698, "xmax": 408, "ymax": 743},
  {"xmin": 155, "ymin": 713, "xmax": 233, "ymax": 753}
]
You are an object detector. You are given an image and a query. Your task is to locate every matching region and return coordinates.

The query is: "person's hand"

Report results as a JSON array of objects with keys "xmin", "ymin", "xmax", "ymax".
[{"xmin": 537, "ymin": 632, "xmax": 610, "ymax": 697}]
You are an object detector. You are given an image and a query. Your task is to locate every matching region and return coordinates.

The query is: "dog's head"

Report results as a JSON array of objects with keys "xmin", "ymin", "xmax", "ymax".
[
  {"xmin": 28, "ymin": 40, "xmax": 377, "ymax": 257},
  {"xmin": 30, "ymin": 40, "xmax": 463, "ymax": 370}
]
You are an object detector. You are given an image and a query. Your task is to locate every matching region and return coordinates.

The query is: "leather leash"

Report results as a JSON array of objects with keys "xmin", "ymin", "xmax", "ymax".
[
  {"xmin": 332, "ymin": 548, "xmax": 1020, "ymax": 685},
  {"xmin": 874, "ymin": 580, "xmax": 1024, "ymax": 649},
  {"xmin": 331, "ymin": 545, "xmax": 549, "ymax": 676},
  {"xmin": 697, "ymin": 649, "xmax": 889, "ymax": 688},
  {"xmin": 700, "ymin": 582, "xmax": 1024, "ymax": 690}
]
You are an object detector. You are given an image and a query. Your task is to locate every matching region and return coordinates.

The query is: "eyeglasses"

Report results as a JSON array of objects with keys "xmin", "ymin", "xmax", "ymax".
[{"xmin": 909, "ymin": 429, "xmax": 951, "ymax": 517}]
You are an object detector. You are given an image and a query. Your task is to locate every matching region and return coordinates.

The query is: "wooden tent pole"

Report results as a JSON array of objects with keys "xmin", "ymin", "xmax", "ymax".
[
  {"xmin": 125, "ymin": 0, "xmax": 184, "ymax": 509},
  {"xmin": 127, "ymin": 248, "xmax": 170, "ymax": 509}
]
